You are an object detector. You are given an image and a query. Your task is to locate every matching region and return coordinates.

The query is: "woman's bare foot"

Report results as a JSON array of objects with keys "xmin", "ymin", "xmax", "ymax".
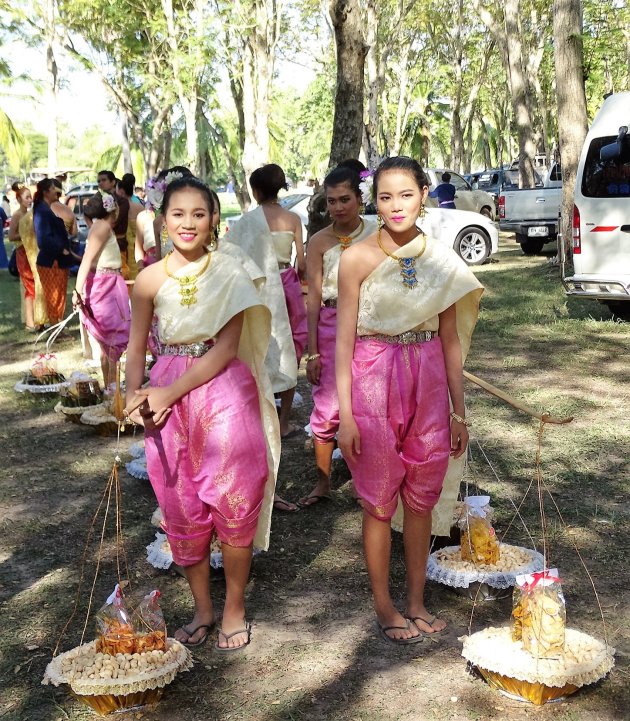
[
  {"xmin": 405, "ymin": 605, "xmax": 447, "ymax": 634},
  {"xmin": 174, "ymin": 612, "xmax": 216, "ymax": 646},
  {"xmin": 376, "ymin": 605, "xmax": 422, "ymax": 642},
  {"xmin": 217, "ymin": 607, "xmax": 250, "ymax": 650}
]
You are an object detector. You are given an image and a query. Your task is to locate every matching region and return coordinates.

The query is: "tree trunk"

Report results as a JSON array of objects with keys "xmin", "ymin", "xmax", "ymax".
[
  {"xmin": 121, "ymin": 114, "xmax": 133, "ymax": 174},
  {"xmin": 329, "ymin": 0, "xmax": 367, "ymax": 167},
  {"xmin": 553, "ymin": 0, "xmax": 588, "ymax": 262},
  {"xmin": 505, "ymin": 0, "xmax": 536, "ymax": 187},
  {"xmin": 363, "ymin": 0, "xmax": 380, "ymax": 167},
  {"xmin": 45, "ymin": 0, "xmax": 58, "ymax": 173}
]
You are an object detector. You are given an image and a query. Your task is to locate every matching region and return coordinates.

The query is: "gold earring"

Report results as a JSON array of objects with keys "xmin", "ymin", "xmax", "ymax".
[
  {"xmin": 208, "ymin": 238, "xmax": 218, "ymax": 252},
  {"xmin": 419, "ymin": 203, "xmax": 426, "ymax": 220},
  {"xmin": 377, "ymin": 213, "xmax": 384, "ymax": 229}
]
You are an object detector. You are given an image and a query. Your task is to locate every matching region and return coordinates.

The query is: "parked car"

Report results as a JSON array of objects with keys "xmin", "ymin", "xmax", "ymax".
[
  {"xmin": 425, "ymin": 168, "xmax": 496, "ymax": 219},
  {"xmin": 65, "ymin": 182, "xmax": 98, "ymax": 196},
  {"xmin": 562, "ymin": 91, "xmax": 630, "ymax": 319},
  {"xmin": 419, "ymin": 207, "xmax": 498, "ymax": 265},
  {"xmin": 474, "ymin": 167, "xmax": 544, "ymax": 212},
  {"xmin": 63, "ymin": 187, "xmax": 98, "ymax": 243},
  {"xmin": 498, "ymin": 164, "xmax": 563, "ymax": 255}
]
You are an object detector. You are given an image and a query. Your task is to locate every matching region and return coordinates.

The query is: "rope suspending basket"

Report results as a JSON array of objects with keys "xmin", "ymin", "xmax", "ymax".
[
  {"xmin": 42, "ymin": 414, "xmax": 193, "ymax": 715},
  {"xmin": 454, "ymin": 372, "xmax": 615, "ymax": 704}
]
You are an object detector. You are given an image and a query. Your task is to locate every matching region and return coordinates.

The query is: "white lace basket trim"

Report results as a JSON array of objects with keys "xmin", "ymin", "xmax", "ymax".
[
  {"xmin": 42, "ymin": 638, "xmax": 193, "ymax": 696},
  {"xmin": 126, "ymin": 459, "xmax": 149, "ymax": 481},
  {"xmin": 427, "ymin": 544, "xmax": 545, "ymax": 589},
  {"xmin": 80, "ymin": 406, "xmax": 118, "ymax": 426},
  {"xmin": 54, "ymin": 401, "xmax": 106, "ymax": 417},
  {"xmin": 146, "ymin": 532, "xmax": 173, "ymax": 570},
  {"xmin": 461, "ymin": 626, "xmax": 615, "ymax": 688},
  {"xmin": 128, "ymin": 441, "xmax": 146, "ymax": 459},
  {"xmin": 15, "ymin": 380, "xmax": 68, "ymax": 394}
]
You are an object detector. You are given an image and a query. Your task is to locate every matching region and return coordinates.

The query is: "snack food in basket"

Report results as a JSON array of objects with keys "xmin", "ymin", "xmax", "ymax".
[
  {"xmin": 512, "ymin": 568, "xmax": 565, "ymax": 658},
  {"xmin": 133, "ymin": 590, "xmax": 167, "ymax": 653},
  {"xmin": 95, "ymin": 585, "xmax": 136, "ymax": 655},
  {"xmin": 459, "ymin": 496, "xmax": 500, "ymax": 565}
]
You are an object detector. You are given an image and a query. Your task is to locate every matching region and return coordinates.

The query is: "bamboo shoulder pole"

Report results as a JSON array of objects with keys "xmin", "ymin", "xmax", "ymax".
[{"xmin": 463, "ymin": 370, "xmax": 574, "ymax": 425}]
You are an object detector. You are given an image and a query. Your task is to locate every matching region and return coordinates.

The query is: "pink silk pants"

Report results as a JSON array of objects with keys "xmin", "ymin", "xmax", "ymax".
[
  {"xmin": 81, "ymin": 270, "xmax": 131, "ymax": 362},
  {"xmin": 144, "ymin": 356, "xmax": 269, "ymax": 566},
  {"xmin": 346, "ymin": 336, "xmax": 451, "ymax": 521},
  {"xmin": 281, "ymin": 267, "xmax": 307, "ymax": 363},
  {"xmin": 309, "ymin": 306, "xmax": 339, "ymax": 443}
]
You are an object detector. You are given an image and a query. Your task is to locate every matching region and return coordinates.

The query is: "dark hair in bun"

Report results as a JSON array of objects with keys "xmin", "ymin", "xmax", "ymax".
[
  {"xmin": 249, "ymin": 164, "xmax": 288, "ymax": 201},
  {"xmin": 84, "ymin": 192, "xmax": 118, "ymax": 220}
]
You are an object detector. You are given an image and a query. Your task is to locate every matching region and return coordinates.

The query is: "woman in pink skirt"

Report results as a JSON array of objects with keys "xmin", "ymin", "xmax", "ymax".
[
  {"xmin": 125, "ymin": 177, "xmax": 278, "ymax": 652},
  {"xmin": 336, "ymin": 157, "xmax": 483, "ymax": 644},
  {"xmin": 73, "ymin": 192, "xmax": 131, "ymax": 388},
  {"xmin": 299, "ymin": 164, "xmax": 375, "ymax": 507}
]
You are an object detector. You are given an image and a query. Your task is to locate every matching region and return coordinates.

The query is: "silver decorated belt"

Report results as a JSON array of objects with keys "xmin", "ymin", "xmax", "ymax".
[
  {"xmin": 360, "ymin": 330, "xmax": 437, "ymax": 344},
  {"xmin": 156, "ymin": 340, "xmax": 214, "ymax": 358},
  {"xmin": 95, "ymin": 267, "xmax": 122, "ymax": 275},
  {"xmin": 278, "ymin": 262, "xmax": 291, "ymax": 270},
  {"xmin": 322, "ymin": 298, "xmax": 337, "ymax": 308}
]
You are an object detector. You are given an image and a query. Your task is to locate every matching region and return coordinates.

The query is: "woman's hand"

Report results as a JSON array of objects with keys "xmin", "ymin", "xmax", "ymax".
[
  {"xmin": 450, "ymin": 419, "xmax": 469, "ymax": 458},
  {"xmin": 338, "ymin": 417, "xmax": 361, "ymax": 462},
  {"xmin": 306, "ymin": 356, "xmax": 321, "ymax": 385},
  {"xmin": 128, "ymin": 386, "xmax": 174, "ymax": 429}
]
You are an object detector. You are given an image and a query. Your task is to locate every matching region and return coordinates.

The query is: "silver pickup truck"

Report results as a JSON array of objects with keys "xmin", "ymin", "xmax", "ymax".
[{"xmin": 498, "ymin": 163, "xmax": 562, "ymax": 254}]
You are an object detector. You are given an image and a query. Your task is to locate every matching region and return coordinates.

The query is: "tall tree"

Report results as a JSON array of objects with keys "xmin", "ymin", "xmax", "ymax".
[
  {"xmin": 328, "ymin": 0, "xmax": 367, "ymax": 166},
  {"xmin": 215, "ymin": 0, "xmax": 284, "ymax": 207},
  {"xmin": 553, "ymin": 0, "xmax": 588, "ymax": 260}
]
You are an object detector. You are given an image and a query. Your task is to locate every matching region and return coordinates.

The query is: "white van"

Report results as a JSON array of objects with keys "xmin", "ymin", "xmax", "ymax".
[{"xmin": 563, "ymin": 92, "xmax": 630, "ymax": 319}]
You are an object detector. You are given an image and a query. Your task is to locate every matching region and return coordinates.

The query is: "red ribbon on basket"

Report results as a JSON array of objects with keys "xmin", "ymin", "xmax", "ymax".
[{"xmin": 524, "ymin": 569, "xmax": 562, "ymax": 591}]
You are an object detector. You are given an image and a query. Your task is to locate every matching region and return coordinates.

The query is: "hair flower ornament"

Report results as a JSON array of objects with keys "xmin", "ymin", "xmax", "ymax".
[
  {"xmin": 359, "ymin": 169, "xmax": 375, "ymax": 205},
  {"xmin": 101, "ymin": 193, "xmax": 116, "ymax": 213},
  {"xmin": 145, "ymin": 172, "xmax": 184, "ymax": 213}
]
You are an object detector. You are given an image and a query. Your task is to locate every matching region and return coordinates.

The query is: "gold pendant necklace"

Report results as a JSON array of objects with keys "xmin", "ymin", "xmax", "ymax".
[
  {"xmin": 376, "ymin": 226, "xmax": 426, "ymax": 289},
  {"xmin": 163, "ymin": 251, "xmax": 212, "ymax": 306},
  {"xmin": 332, "ymin": 218, "xmax": 365, "ymax": 251}
]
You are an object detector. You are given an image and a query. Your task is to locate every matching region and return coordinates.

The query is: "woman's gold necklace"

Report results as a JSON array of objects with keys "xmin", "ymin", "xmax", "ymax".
[
  {"xmin": 332, "ymin": 218, "xmax": 365, "ymax": 251},
  {"xmin": 164, "ymin": 250, "xmax": 211, "ymax": 306},
  {"xmin": 376, "ymin": 226, "xmax": 426, "ymax": 289}
]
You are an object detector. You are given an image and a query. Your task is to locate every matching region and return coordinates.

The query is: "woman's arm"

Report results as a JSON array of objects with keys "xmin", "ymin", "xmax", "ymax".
[
  {"xmin": 130, "ymin": 311, "xmax": 245, "ymax": 428},
  {"xmin": 125, "ymin": 271, "xmax": 156, "ymax": 421},
  {"xmin": 8, "ymin": 213, "xmax": 21, "ymax": 243},
  {"xmin": 438, "ymin": 302, "xmax": 468, "ymax": 458},
  {"xmin": 153, "ymin": 215, "xmax": 164, "ymax": 260},
  {"xmin": 134, "ymin": 212, "xmax": 146, "ymax": 270},
  {"xmin": 292, "ymin": 212, "xmax": 306, "ymax": 278},
  {"xmin": 305, "ymin": 234, "xmax": 325, "ymax": 384},
  {"xmin": 335, "ymin": 250, "xmax": 363, "ymax": 460},
  {"xmin": 73, "ymin": 221, "xmax": 110, "ymax": 300}
]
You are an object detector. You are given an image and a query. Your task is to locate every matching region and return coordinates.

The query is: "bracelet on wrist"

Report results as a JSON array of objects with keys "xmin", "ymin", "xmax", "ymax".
[
  {"xmin": 306, "ymin": 353, "xmax": 321, "ymax": 362},
  {"xmin": 450, "ymin": 412, "xmax": 471, "ymax": 427}
]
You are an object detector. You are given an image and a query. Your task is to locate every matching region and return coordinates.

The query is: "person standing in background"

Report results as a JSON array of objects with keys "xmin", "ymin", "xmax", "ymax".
[
  {"xmin": 33, "ymin": 179, "xmax": 73, "ymax": 325},
  {"xmin": 117, "ymin": 173, "xmax": 144, "ymax": 279},
  {"xmin": 98, "ymin": 170, "xmax": 130, "ymax": 277},
  {"xmin": 429, "ymin": 172, "xmax": 456, "ymax": 209}
]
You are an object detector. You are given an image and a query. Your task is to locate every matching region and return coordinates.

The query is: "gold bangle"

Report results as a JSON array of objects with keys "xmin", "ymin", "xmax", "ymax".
[
  {"xmin": 450, "ymin": 412, "xmax": 471, "ymax": 427},
  {"xmin": 306, "ymin": 353, "xmax": 321, "ymax": 362}
]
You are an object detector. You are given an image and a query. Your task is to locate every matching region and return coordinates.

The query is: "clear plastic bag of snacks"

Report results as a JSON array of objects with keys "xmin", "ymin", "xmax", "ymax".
[
  {"xmin": 459, "ymin": 496, "xmax": 500, "ymax": 565},
  {"xmin": 512, "ymin": 569, "xmax": 566, "ymax": 658},
  {"xmin": 133, "ymin": 590, "xmax": 167, "ymax": 652},
  {"xmin": 95, "ymin": 584, "xmax": 136, "ymax": 655}
]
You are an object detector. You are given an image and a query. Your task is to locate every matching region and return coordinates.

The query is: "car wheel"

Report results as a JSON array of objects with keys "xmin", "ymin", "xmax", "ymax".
[
  {"xmin": 453, "ymin": 227, "xmax": 491, "ymax": 265},
  {"xmin": 519, "ymin": 238, "xmax": 545, "ymax": 255},
  {"xmin": 480, "ymin": 206, "xmax": 493, "ymax": 219}
]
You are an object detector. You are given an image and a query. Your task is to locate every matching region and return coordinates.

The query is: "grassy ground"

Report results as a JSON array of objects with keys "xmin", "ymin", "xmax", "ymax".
[{"xmin": 0, "ymin": 234, "xmax": 628, "ymax": 720}]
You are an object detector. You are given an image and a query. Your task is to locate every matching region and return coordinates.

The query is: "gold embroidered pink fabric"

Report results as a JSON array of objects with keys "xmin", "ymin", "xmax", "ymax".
[
  {"xmin": 151, "ymin": 250, "xmax": 279, "ymax": 552},
  {"xmin": 354, "ymin": 236, "xmax": 484, "ymax": 536}
]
